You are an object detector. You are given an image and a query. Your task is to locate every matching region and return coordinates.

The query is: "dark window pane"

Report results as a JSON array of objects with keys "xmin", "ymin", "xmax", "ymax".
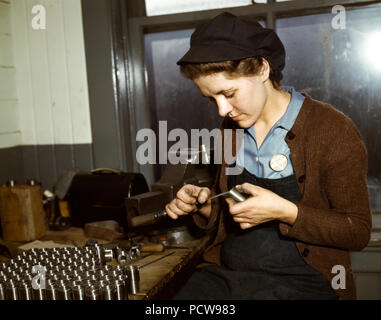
[
  {"xmin": 145, "ymin": 29, "xmax": 221, "ymax": 179},
  {"xmin": 276, "ymin": 5, "xmax": 381, "ymax": 209},
  {"xmin": 145, "ymin": 29, "xmax": 221, "ymax": 134}
]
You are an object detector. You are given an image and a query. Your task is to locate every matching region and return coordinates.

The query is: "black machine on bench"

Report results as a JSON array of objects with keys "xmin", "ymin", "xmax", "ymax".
[
  {"xmin": 64, "ymin": 147, "xmax": 217, "ymax": 244},
  {"xmin": 125, "ymin": 147, "xmax": 218, "ymax": 244}
]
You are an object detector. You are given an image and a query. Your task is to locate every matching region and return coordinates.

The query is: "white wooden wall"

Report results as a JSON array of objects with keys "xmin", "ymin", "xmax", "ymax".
[
  {"xmin": 1, "ymin": 0, "xmax": 92, "ymax": 149},
  {"xmin": 0, "ymin": 0, "xmax": 20, "ymax": 149}
]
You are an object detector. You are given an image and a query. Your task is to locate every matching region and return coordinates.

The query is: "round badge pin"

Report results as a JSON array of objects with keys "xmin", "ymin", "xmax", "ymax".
[{"xmin": 269, "ymin": 154, "xmax": 288, "ymax": 172}]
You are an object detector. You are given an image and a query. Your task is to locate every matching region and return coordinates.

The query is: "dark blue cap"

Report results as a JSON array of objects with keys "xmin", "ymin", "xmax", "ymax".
[{"xmin": 177, "ymin": 12, "xmax": 286, "ymax": 81}]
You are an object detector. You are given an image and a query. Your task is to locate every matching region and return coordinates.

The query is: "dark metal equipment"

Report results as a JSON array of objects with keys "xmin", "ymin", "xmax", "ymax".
[
  {"xmin": 125, "ymin": 147, "xmax": 217, "ymax": 241},
  {"xmin": 66, "ymin": 169, "xmax": 149, "ymax": 228}
]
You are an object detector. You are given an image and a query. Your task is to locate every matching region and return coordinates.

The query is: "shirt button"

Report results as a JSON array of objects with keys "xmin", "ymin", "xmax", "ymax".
[
  {"xmin": 302, "ymin": 248, "xmax": 310, "ymax": 258},
  {"xmin": 286, "ymin": 131, "xmax": 296, "ymax": 140},
  {"xmin": 298, "ymin": 175, "xmax": 306, "ymax": 183},
  {"xmin": 255, "ymin": 157, "xmax": 259, "ymax": 162}
]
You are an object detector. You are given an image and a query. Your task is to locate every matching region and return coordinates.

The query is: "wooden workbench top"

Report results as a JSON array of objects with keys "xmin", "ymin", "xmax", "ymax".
[{"xmin": 130, "ymin": 235, "xmax": 211, "ymax": 300}]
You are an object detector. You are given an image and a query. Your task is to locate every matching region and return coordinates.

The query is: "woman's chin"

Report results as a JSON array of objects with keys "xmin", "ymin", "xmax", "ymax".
[{"xmin": 236, "ymin": 118, "xmax": 254, "ymax": 129}]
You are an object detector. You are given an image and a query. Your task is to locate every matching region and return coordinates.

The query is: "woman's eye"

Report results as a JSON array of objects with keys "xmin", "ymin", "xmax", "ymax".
[{"xmin": 225, "ymin": 93, "xmax": 234, "ymax": 99}]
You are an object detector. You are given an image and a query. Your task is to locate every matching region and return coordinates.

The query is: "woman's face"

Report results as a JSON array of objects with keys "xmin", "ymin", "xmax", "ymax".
[{"xmin": 193, "ymin": 72, "xmax": 268, "ymax": 128}]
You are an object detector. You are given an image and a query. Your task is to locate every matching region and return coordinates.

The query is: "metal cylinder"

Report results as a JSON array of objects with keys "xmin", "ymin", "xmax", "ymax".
[
  {"xmin": 0, "ymin": 282, "xmax": 5, "ymax": 300},
  {"xmin": 127, "ymin": 265, "xmax": 139, "ymax": 294},
  {"xmin": 99, "ymin": 279, "xmax": 109, "ymax": 288},
  {"xmin": 26, "ymin": 179, "xmax": 36, "ymax": 186},
  {"xmin": 46, "ymin": 283, "xmax": 61, "ymax": 300},
  {"xmin": 60, "ymin": 285, "xmax": 73, "ymax": 300},
  {"xmin": 115, "ymin": 280, "xmax": 128, "ymax": 300},
  {"xmin": 85, "ymin": 279, "xmax": 95, "ymax": 288},
  {"xmin": 229, "ymin": 187, "xmax": 248, "ymax": 202},
  {"xmin": 72, "ymin": 285, "xmax": 86, "ymax": 300},
  {"xmin": 6, "ymin": 180, "xmax": 16, "ymax": 187},
  {"xmin": 104, "ymin": 249, "xmax": 114, "ymax": 262},
  {"xmin": 103, "ymin": 284, "xmax": 116, "ymax": 300},
  {"xmin": 19, "ymin": 283, "xmax": 33, "ymax": 300},
  {"xmin": 6, "ymin": 283, "xmax": 19, "ymax": 300},
  {"xmin": 32, "ymin": 287, "xmax": 46, "ymax": 300},
  {"xmin": 85, "ymin": 285, "xmax": 102, "ymax": 300}
]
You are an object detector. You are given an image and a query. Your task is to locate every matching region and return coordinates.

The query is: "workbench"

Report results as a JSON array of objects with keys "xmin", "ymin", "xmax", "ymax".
[{"xmin": 0, "ymin": 227, "xmax": 212, "ymax": 300}]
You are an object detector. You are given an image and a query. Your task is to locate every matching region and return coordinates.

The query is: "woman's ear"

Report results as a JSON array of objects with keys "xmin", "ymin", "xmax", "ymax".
[{"xmin": 259, "ymin": 58, "xmax": 271, "ymax": 83}]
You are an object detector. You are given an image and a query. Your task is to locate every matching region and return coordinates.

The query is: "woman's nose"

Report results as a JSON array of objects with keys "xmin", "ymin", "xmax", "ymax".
[{"xmin": 216, "ymin": 98, "xmax": 233, "ymax": 117}]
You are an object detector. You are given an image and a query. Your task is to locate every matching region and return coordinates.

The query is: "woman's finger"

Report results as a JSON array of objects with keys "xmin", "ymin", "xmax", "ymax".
[
  {"xmin": 177, "ymin": 185, "xmax": 200, "ymax": 204},
  {"xmin": 165, "ymin": 204, "xmax": 179, "ymax": 220},
  {"xmin": 175, "ymin": 198, "xmax": 196, "ymax": 212},
  {"xmin": 197, "ymin": 187, "xmax": 211, "ymax": 204},
  {"xmin": 167, "ymin": 201, "xmax": 187, "ymax": 217},
  {"xmin": 236, "ymin": 183, "xmax": 261, "ymax": 196},
  {"xmin": 225, "ymin": 198, "xmax": 250, "ymax": 215},
  {"xmin": 239, "ymin": 222, "xmax": 254, "ymax": 230}
]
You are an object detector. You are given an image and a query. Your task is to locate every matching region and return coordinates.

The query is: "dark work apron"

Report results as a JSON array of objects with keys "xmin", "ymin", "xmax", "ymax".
[{"xmin": 173, "ymin": 168, "xmax": 338, "ymax": 300}]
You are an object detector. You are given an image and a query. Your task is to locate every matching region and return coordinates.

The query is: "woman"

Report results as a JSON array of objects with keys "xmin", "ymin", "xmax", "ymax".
[{"xmin": 165, "ymin": 12, "xmax": 371, "ymax": 300}]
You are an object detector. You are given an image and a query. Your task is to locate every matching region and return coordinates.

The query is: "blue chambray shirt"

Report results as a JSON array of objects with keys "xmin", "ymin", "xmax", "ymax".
[{"xmin": 236, "ymin": 86, "xmax": 305, "ymax": 179}]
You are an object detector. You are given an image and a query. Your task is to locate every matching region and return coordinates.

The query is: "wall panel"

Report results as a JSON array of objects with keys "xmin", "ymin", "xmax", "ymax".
[{"xmin": 0, "ymin": 0, "xmax": 94, "ymax": 189}]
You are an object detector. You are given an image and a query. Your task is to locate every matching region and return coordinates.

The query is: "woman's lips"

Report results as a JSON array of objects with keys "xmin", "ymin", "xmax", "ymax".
[{"xmin": 231, "ymin": 115, "xmax": 241, "ymax": 121}]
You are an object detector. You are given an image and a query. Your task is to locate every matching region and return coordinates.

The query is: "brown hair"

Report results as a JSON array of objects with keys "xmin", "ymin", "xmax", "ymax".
[{"xmin": 180, "ymin": 57, "xmax": 281, "ymax": 90}]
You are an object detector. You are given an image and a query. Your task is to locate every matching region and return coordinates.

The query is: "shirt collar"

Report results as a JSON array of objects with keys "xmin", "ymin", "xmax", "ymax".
[
  {"xmin": 277, "ymin": 86, "xmax": 305, "ymax": 131},
  {"xmin": 245, "ymin": 86, "xmax": 305, "ymax": 136}
]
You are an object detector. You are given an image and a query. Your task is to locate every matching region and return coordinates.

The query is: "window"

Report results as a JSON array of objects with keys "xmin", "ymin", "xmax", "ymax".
[
  {"xmin": 145, "ymin": 0, "xmax": 253, "ymax": 16},
  {"xmin": 276, "ymin": 4, "xmax": 381, "ymax": 179}
]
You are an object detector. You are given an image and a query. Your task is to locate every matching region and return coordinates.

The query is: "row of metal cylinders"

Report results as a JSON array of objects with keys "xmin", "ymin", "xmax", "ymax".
[
  {"xmin": 4, "ymin": 259, "xmax": 101, "ymax": 271},
  {"xmin": 1, "ymin": 263, "xmax": 124, "ymax": 275},
  {"xmin": 7, "ymin": 250, "xmax": 101, "ymax": 266},
  {"xmin": 0, "ymin": 279, "xmax": 129, "ymax": 300},
  {"xmin": 22, "ymin": 246, "xmax": 97, "ymax": 255},
  {"xmin": 0, "ymin": 261, "xmax": 119, "ymax": 275},
  {"xmin": 1, "ymin": 270, "xmax": 128, "ymax": 285}
]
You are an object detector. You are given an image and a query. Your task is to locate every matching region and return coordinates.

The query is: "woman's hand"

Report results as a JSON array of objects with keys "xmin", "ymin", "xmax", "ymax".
[
  {"xmin": 165, "ymin": 184, "xmax": 212, "ymax": 220},
  {"xmin": 225, "ymin": 183, "xmax": 298, "ymax": 230}
]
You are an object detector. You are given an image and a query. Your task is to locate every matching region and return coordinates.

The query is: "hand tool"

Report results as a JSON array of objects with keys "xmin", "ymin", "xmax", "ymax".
[{"xmin": 130, "ymin": 187, "xmax": 249, "ymax": 227}]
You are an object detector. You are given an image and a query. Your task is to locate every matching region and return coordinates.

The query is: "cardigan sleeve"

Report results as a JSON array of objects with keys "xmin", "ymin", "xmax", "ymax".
[
  {"xmin": 192, "ymin": 197, "xmax": 221, "ymax": 231},
  {"xmin": 279, "ymin": 120, "xmax": 372, "ymax": 251},
  {"xmin": 192, "ymin": 118, "xmax": 231, "ymax": 231},
  {"xmin": 192, "ymin": 163, "xmax": 222, "ymax": 231}
]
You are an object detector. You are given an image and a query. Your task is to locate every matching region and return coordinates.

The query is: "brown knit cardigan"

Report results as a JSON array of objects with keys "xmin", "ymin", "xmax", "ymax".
[{"xmin": 192, "ymin": 94, "xmax": 372, "ymax": 300}]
